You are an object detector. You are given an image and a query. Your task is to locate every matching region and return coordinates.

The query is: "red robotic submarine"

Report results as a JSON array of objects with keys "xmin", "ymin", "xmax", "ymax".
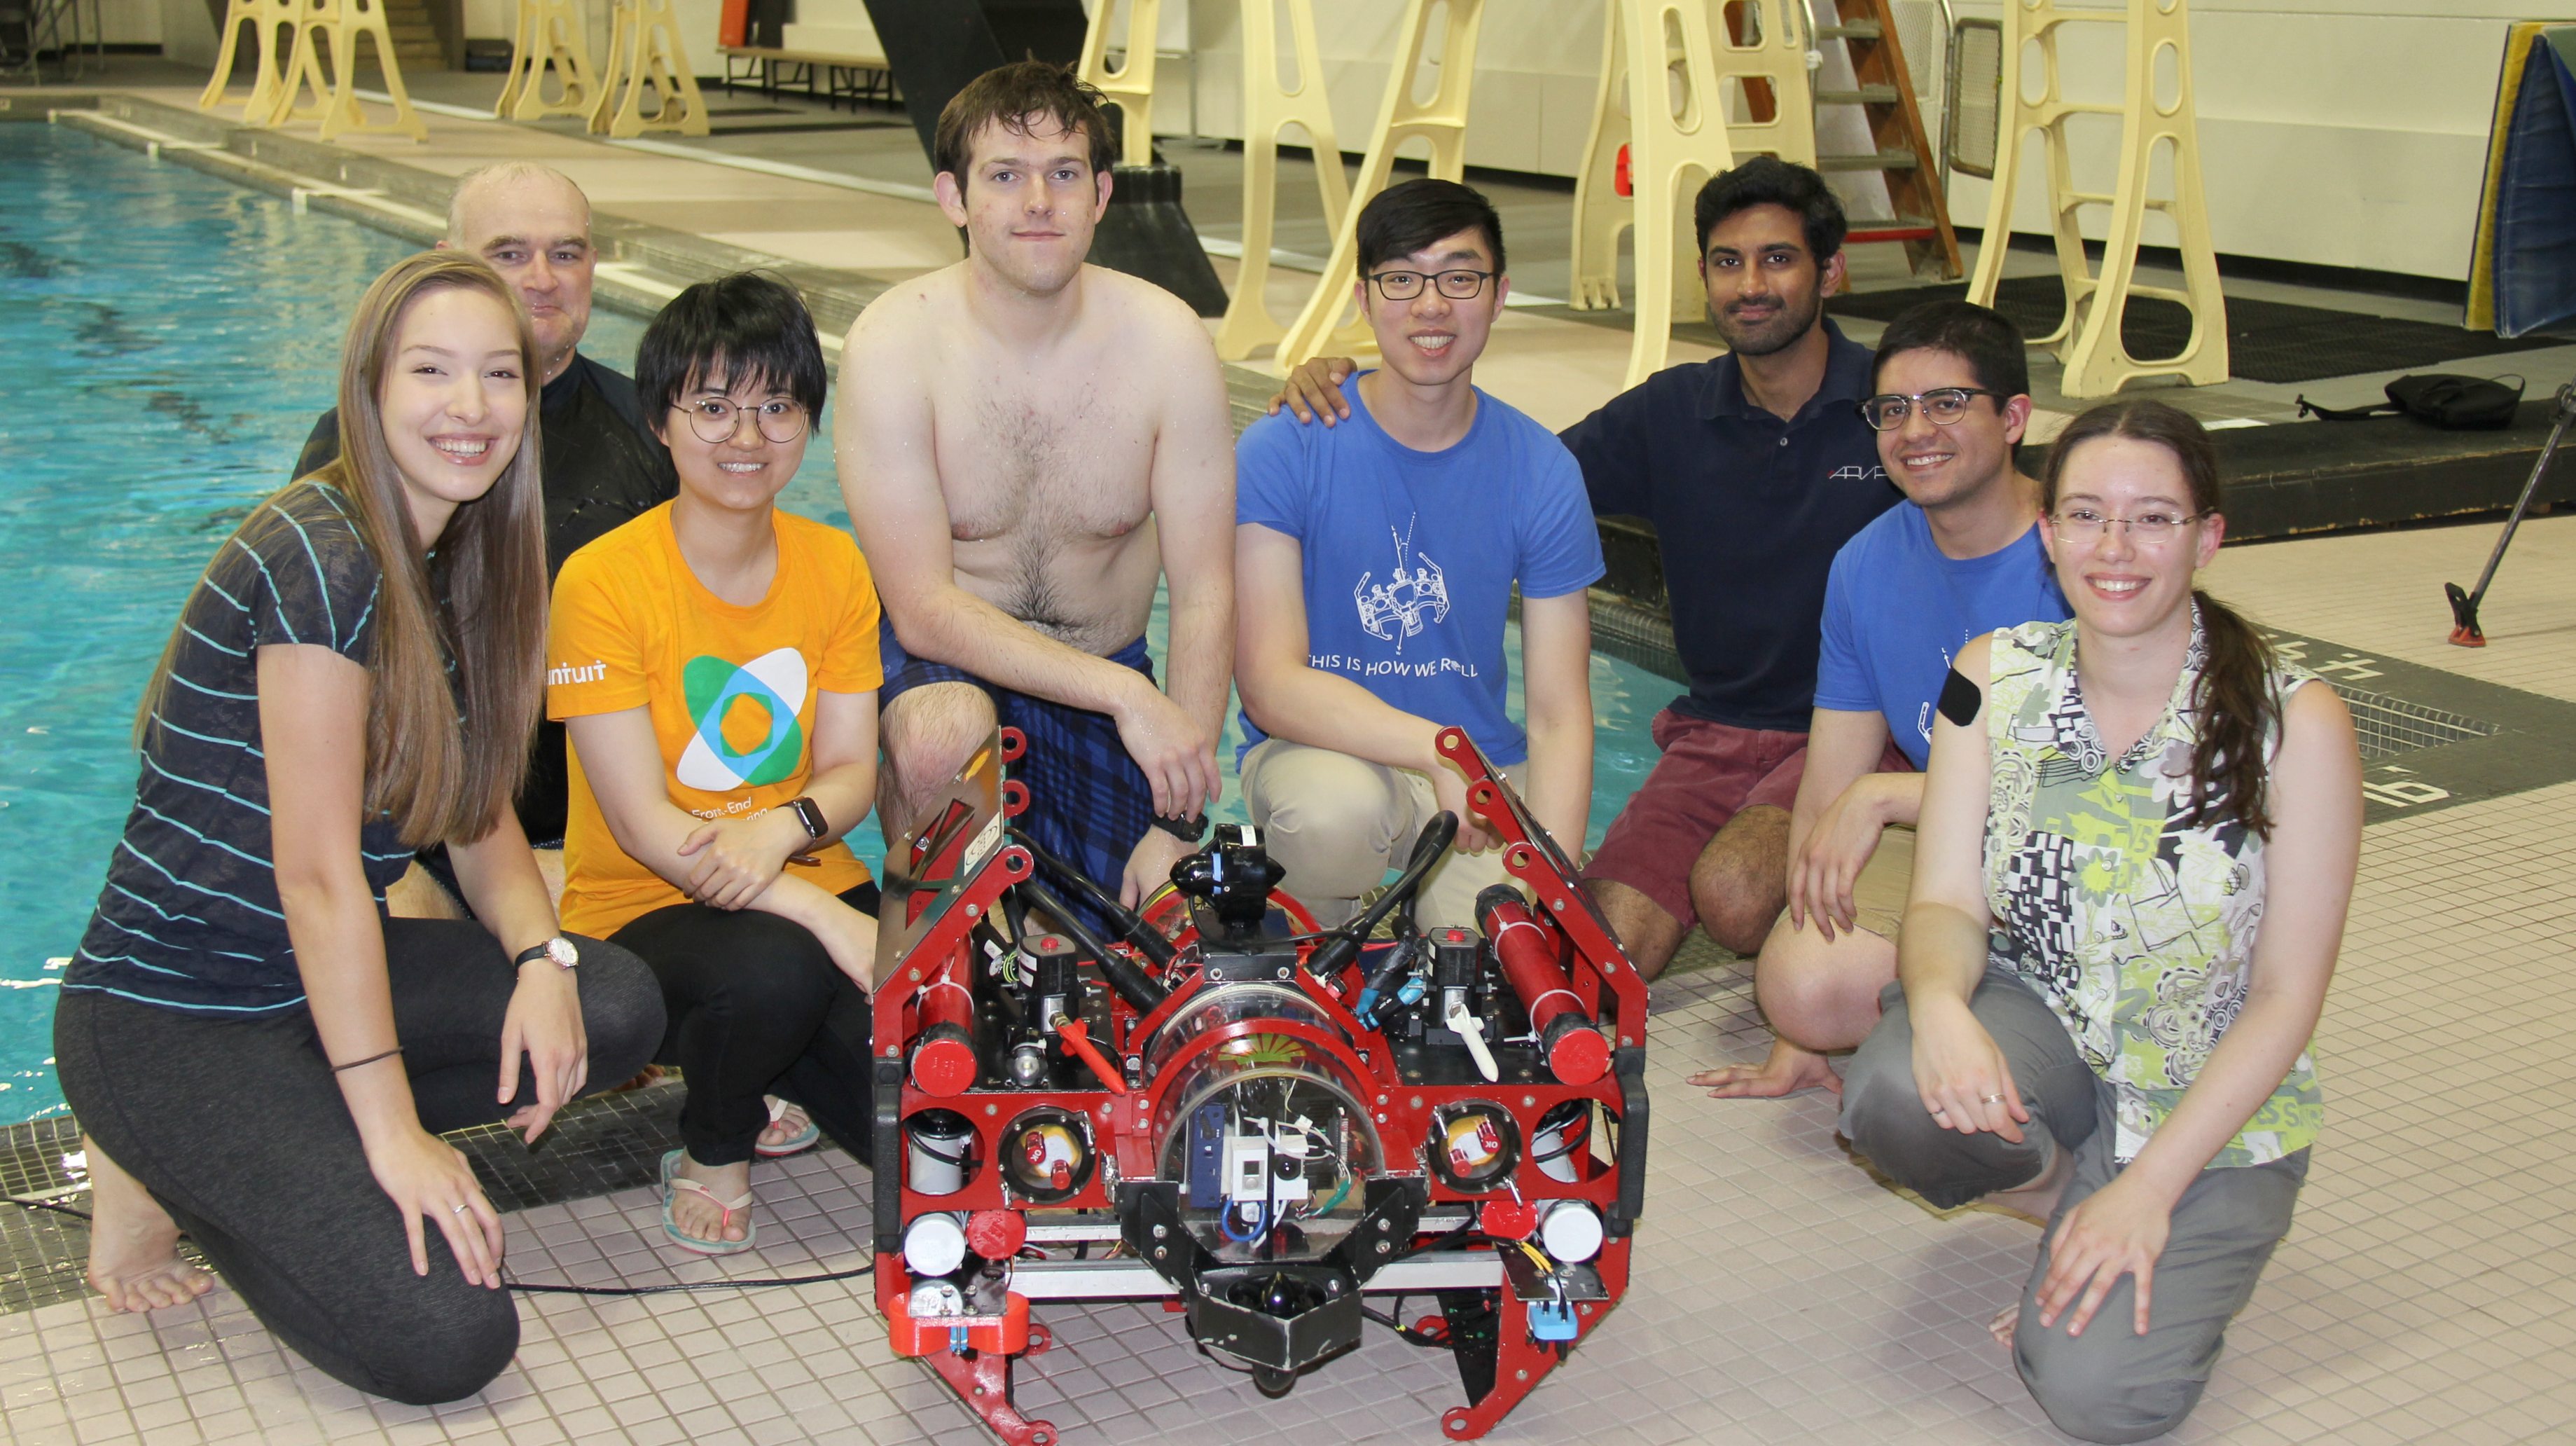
[{"xmin": 870, "ymin": 727, "xmax": 1649, "ymax": 1445}]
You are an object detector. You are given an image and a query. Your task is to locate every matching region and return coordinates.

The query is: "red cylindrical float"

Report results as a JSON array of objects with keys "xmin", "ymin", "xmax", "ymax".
[
  {"xmin": 1477, "ymin": 888, "xmax": 1609, "ymax": 1086},
  {"xmin": 911, "ymin": 970, "xmax": 979, "ymax": 1096}
]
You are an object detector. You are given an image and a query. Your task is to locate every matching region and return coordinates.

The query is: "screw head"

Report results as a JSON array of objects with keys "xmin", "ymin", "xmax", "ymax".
[
  {"xmin": 1522, "ymin": 1094, "xmax": 1537, "ymax": 1107},
  {"xmin": 1515, "ymin": 1369, "xmax": 1528, "ymax": 1382},
  {"xmin": 1153, "ymin": 1224, "xmax": 1168, "ymax": 1239},
  {"xmin": 1375, "ymin": 1241, "xmax": 1391, "ymax": 1255}
]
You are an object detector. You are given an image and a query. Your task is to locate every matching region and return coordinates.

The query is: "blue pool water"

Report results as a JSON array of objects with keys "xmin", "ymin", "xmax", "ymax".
[{"xmin": 0, "ymin": 123, "xmax": 1670, "ymax": 1122}]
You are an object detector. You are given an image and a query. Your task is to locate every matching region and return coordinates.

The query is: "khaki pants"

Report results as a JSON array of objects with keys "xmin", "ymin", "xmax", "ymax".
[
  {"xmin": 1239, "ymin": 739, "xmax": 1525, "ymax": 931},
  {"xmin": 1850, "ymin": 823, "xmax": 1916, "ymax": 943}
]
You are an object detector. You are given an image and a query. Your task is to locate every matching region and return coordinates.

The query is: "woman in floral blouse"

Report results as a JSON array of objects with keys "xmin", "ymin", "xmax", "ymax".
[{"xmin": 1837, "ymin": 399, "xmax": 2362, "ymax": 1443}]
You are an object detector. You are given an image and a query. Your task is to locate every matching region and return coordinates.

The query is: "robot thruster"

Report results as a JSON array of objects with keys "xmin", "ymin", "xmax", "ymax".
[{"xmin": 869, "ymin": 728, "xmax": 1649, "ymax": 1445}]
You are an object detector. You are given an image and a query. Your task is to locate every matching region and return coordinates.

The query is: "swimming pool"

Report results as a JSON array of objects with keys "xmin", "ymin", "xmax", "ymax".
[{"xmin": 0, "ymin": 122, "xmax": 1668, "ymax": 1122}]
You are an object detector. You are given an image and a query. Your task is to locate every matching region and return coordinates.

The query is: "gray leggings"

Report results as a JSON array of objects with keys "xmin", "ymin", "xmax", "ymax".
[
  {"xmin": 1840, "ymin": 967, "xmax": 2308, "ymax": 1444},
  {"xmin": 54, "ymin": 920, "xmax": 665, "ymax": 1405}
]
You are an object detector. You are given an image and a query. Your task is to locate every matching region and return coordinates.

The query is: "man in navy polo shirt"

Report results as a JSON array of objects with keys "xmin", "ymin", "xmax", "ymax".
[
  {"xmin": 1273, "ymin": 158, "xmax": 1897, "ymax": 978},
  {"xmin": 1696, "ymin": 301, "xmax": 2070, "ymax": 1099}
]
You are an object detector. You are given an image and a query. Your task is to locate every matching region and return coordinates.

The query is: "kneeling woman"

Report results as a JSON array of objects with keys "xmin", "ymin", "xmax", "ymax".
[
  {"xmin": 1838, "ymin": 400, "xmax": 2361, "ymax": 1443},
  {"xmin": 549, "ymin": 273, "xmax": 882, "ymax": 1254},
  {"xmin": 57, "ymin": 253, "xmax": 665, "ymax": 1405}
]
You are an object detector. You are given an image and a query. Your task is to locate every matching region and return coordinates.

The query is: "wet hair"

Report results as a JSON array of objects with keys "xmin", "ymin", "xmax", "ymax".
[
  {"xmin": 1693, "ymin": 155, "xmax": 1846, "ymax": 263},
  {"xmin": 1871, "ymin": 300, "xmax": 2030, "ymax": 401},
  {"xmin": 635, "ymin": 272, "xmax": 828, "ymax": 426},
  {"xmin": 2042, "ymin": 399, "xmax": 2280, "ymax": 838},
  {"xmin": 1355, "ymin": 177, "xmax": 1507, "ymax": 277},
  {"xmin": 934, "ymin": 61, "xmax": 1115, "ymax": 192},
  {"xmin": 140, "ymin": 252, "xmax": 548, "ymax": 848}
]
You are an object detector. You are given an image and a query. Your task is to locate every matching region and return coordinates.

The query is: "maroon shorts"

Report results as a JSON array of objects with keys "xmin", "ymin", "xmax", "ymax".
[{"xmin": 1584, "ymin": 709, "xmax": 1810, "ymax": 931}]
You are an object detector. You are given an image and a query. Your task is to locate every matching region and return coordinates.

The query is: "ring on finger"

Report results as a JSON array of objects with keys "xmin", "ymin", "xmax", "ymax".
[{"xmin": 1979, "ymin": 1093, "xmax": 2007, "ymax": 1104}]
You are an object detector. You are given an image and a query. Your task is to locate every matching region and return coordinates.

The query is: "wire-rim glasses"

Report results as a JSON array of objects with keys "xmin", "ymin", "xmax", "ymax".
[
  {"xmin": 2048, "ymin": 506, "xmax": 2209, "ymax": 543},
  {"xmin": 1859, "ymin": 387, "xmax": 2007, "ymax": 431},
  {"xmin": 676, "ymin": 397, "xmax": 808, "ymax": 445}
]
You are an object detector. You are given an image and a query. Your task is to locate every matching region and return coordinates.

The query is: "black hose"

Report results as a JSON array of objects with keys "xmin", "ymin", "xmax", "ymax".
[
  {"xmin": 1009, "ymin": 828, "xmax": 1177, "ymax": 968},
  {"xmin": 1019, "ymin": 876, "xmax": 1171, "ymax": 1015},
  {"xmin": 1307, "ymin": 812, "xmax": 1458, "ymax": 979}
]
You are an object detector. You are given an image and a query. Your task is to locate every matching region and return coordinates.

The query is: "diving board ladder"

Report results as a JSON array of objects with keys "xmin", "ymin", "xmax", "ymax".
[{"xmin": 1817, "ymin": 0, "xmax": 1960, "ymax": 278}]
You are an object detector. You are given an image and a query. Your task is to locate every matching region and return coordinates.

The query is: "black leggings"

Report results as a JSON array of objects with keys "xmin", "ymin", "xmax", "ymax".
[
  {"xmin": 53, "ymin": 921, "xmax": 663, "ymax": 1405},
  {"xmin": 609, "ymin": 881, "xmax": 879, "ymax": 1168}
]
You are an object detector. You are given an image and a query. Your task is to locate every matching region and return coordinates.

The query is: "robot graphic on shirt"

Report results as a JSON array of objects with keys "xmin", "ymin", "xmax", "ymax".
[{"xmin": 1355, "ymin": 516, "xmax": 1449, "ymax": 649}]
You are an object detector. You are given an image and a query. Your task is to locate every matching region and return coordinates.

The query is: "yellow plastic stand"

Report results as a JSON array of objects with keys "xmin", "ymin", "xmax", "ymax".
[
  {"xmin": 1212, "ymin": 0, "xmax": 1350, "ymax": 361},
  {"xmin": 1580, "ymin": 0, "xmax": 1815, "ymax": 390},
  {"xmin": 266, "ymin": 0, "xmax": 429, "ymax": 140},
  {"xmin": 1076, "ymin": 0, "xmax": 1159, "ymax": 167},
  {"xmin": 589, "ymin": 0, "xmax": 709, "ymax": 138},
  {"xmin": 1275, "ymin": 0, "xmax": 1486, "ymax": 369},
  {"xmin": 1966, "ymin": 0, "xmax": 2227, "ymax": 397},
  {"xmin": 199, "ymin": 0, "xmax": 299, "ymax": 118},
  {"xmin": 497, "ymin": 0, "xmax": 602, "ymax": 122}
]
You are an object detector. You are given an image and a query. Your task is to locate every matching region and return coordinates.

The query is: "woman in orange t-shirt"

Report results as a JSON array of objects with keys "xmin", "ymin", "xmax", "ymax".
[{"xmin": 547, "ymin": 274, "xmax": 882, "ymax": 1254}]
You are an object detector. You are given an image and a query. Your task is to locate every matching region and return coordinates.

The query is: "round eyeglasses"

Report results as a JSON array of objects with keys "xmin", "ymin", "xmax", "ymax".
[
  {"xmin": 1859, "ymin": 387, "xmax": 2008, "ymax": 431},
  {"xmin": 2048, "ymin": 507, "xmax": 2208, "ymax": 543},
  {"xmin": 675, "ymin": 397, "xmax": 808, "ymax": 445},
  {"xmin": 1365, "ymin": 268, "xmax": 1496, "ymax": 302}
]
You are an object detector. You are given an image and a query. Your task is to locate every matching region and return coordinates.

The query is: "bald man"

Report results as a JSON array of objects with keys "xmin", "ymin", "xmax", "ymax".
[{"xmin": 295, "ymin": 163, "xmax": 678, "ymax": 853}]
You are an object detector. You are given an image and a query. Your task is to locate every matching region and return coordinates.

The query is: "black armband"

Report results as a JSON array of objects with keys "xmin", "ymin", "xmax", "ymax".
[{"xmin": 1938, "ymin": 667, "xmax": 1983, "ymax": 727}]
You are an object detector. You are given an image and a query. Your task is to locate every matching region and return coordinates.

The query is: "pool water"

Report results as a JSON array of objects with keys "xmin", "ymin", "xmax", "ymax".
[{"xmin": 0, "ymin": 123, "xmax": 1670, "ymax": 1123}]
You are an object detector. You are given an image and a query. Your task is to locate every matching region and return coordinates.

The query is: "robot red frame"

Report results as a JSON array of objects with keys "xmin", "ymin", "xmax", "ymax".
[{"xmin": 868, "ymin": 727, "xmax": 1650, "ymax": 1445}]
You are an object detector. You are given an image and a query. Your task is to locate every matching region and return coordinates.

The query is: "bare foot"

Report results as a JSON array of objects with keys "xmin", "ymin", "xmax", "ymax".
[
  {"xmin": 1687, "ymin": 1038, "xmax": 1843, "ymax": 1098},
  {"xmin": 758, "ymin": 1099, "xmax": 812, "ymax": 1154},
  {"xmin": 1977, "ymin": 1141, "xmax": 2072, "ymax": 1227},
  {"xmin": 82, "ymin": 1138, "xmax": 213, "ymax": 1313},
  {"xmin": 1989, "ymin": 1303, "xmax": 2017, "ymax": 1350},
  {"xmin": 669, "ymin": 1154, "xmax": 752, "ymax": 1246}
]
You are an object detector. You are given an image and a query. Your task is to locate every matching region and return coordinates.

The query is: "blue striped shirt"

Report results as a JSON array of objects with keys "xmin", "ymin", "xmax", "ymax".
[{"xmin": 69, "ymin": 481, "xmax": 410, "ymax": 1013}]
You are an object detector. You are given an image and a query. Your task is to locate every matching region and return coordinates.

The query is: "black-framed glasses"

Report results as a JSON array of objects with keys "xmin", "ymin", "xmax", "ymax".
[
  {"xmin": 1365, "ymin": 268, "xmax": 1495, "ymax": 301},
  {"xmin": 2048, "ymin": 507, "xmax": 2208, "ymax": 543},
  {"xmin": 1859, "ymin": 387, "xmax": 2008, "ymax": 431},
  {"xmin": 674, "ymin": 397, "xmax": 808, "ymax": 445}
]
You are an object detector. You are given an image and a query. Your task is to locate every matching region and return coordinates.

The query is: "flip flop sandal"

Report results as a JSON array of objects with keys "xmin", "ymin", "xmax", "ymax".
[
  {"xmin": 660, "ymin": 1148, "xmax": 758, "ymax": 1255},
  {"xmin": 756, "ymin": 1096, "xmax": 819, "ymax": 1158}
]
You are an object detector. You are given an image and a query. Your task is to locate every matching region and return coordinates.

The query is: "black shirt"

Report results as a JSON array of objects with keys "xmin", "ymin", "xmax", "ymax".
[
  {"xmin": 296, "ymin": 351, "xmax": 676, "ymax": 844},
  {"xmin": 71, "ymin": 481, "xmax": 411, "ymax": 1013},
  {"xmin": 1561, "ymin": 319, "xmax": 1897, "ymax": 732}
]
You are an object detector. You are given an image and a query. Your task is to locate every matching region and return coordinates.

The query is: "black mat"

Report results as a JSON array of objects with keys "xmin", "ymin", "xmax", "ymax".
[
  {"xmin": 0, "ymin": 1082, "xmax": 704, "ymax": 1316},
  {"xmin": 1824, "ymin": 277, "xmax": 2567, "ymax": 384}
]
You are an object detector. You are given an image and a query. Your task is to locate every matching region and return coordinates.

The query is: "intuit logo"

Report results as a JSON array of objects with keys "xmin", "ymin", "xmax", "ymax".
[{"xmin": 548, "ymin": 659, "xmax": 608, "ymax": 686}]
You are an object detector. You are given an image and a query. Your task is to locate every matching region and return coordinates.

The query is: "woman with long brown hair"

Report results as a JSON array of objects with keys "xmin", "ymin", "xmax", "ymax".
[
  {"xmin": 1836, "ymin": 399, "xmax": 2362, "ymax": 1441},
  {"xmin": 55, "ymin": 252, "xmax": 662, "ymax": 1404}
]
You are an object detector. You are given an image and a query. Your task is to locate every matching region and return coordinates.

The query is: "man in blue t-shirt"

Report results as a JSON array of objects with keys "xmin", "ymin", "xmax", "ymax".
[
  {"xmin": 1698, "ymin": 302, "xmax": 2072, "ymax": 1099},
  {"xmin": 1233, "ymin": 179, "xmax": 1605, "ymax": 928}
]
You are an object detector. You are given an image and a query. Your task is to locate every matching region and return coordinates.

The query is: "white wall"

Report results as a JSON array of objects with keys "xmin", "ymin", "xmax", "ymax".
[
  {"xmin": 158, "ymin": 0, "xmax": 218, "ymax": 67},
  {"xmin": 1179, "ymin": 0, "xmax": 2576, "ymax": 282}
]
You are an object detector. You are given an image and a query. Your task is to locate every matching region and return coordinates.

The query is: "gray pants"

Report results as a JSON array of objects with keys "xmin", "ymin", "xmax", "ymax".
[{"xmin": 1841, "ymin": 967, "xmax": 2309, "ymax": 1444}]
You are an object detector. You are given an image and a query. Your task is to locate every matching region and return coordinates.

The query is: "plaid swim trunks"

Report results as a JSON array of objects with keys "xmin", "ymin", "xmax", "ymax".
[{"xmin": 879, "ymin": 619, "xmax": 1157, "ymax": 935}]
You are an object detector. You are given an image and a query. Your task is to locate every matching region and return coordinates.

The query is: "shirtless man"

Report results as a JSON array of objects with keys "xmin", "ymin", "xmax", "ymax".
[{"xmin": 835, "ymin": 62, "xmax": 1235, "ymax": 918}]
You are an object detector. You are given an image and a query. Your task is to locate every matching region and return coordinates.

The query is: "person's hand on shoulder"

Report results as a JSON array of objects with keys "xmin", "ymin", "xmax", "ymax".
[
  {"xmin": 1266, "ymin": 357, "xmax": 1358, "ymax": 426},
  {"xmin": 499, "ymin": 956, "xmax": 588, "ymax": 1144},
  {"xmin": 675, "ymin": 808, "xmax": 808, "ymax": 910}
]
